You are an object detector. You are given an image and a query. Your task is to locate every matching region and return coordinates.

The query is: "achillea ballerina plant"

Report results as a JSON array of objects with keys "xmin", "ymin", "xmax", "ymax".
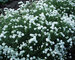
[{"xmin": 0, "ymin": 0, "xmax": 75, "ymax": 60}]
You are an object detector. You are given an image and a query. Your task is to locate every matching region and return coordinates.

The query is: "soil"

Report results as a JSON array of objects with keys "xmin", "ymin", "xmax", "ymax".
[{"xmin": 0, "ymin": 0, "xmax": 29, "ymax": 9}]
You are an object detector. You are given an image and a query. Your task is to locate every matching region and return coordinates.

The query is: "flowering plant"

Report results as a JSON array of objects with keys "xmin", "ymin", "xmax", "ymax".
[{"xmin": 0, "ymin": 0, "xmax": 75, "ymax": 60}]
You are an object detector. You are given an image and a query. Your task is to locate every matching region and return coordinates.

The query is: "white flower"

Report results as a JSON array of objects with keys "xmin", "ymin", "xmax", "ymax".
[
  {"xmin": 39, "ymin": 13, "xmax": 46, "ymax": 20},
  {"xmin": 11, "ymin": 30, "xmax": 16, "ymax": 34},
  {"xmin": 60, "ymin": 32, "xmax": 65, "ymax": 37},
  {"xmin": 33, "ymin": 56, "xmax": 36, "ymax": 59},
  {"xmin": 38, "ymin": 34, "xmax": 41, "ymax": 37},
  {"xmin": 67, "ymin": 38, "xmax": 72, "ymax": 43},
  {"xmin": 46, "ymin": 38, "xmax": 50, "ymax": 42},
  {"xmin": 28, "ymin": 36, "xmax": 37, "ymax": 43},
  {"xmin": 19, "ymin": 50, "xmax": 25, "ymax": 55},
  {"xmin": 33, "ymin": 10, "xmax": 37, "ymax": 13},
  {"xmin": 2, "ymin": 43, "xmax": 6, "ymax": 46},
  {"xmin": 30, "ymin": 34, "xmax": 34, "ymax": 37},
  {"xmin": 38, "ymin": 26, "xmax": 41, "ymax": 30},
  {"xmin": 50, "ymin": 22, "xmax": 58, "ymax": 29},
  {"xmin": 0, "ymin": 33, "xmax": 4, "ymax": 38},
  {"xmin": 2, "ymin": 25, "xmax": 8, "ymax": 30},
  {"xmin": 30, "ymin": 57, "xmax": 33, "ymax": 60},
  {"xmin": 46, "ymin": 43, "xmax": 48, "ymax": 46},
  {"xmin": 27, "ymin": 54, "xmax": 30, "ymax": 57},
  {"xmin": 47, "ymin": 53, "xmax": 50, "ymax": 56},
  {"xmin": 21, "ymin": 33, "xmax": 24, "ymax": 36}
]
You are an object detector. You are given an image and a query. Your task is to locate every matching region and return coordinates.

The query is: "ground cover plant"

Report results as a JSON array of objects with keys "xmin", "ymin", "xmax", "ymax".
[{"xmin": 0, "ymin": 0, "xmax": 75, "ymax": 60}]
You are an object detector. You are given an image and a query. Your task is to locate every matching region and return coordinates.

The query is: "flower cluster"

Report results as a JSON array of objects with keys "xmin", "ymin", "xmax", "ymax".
[{"xmin": 0, "ymin": 0, "xmax": 75, "ymax": 60}]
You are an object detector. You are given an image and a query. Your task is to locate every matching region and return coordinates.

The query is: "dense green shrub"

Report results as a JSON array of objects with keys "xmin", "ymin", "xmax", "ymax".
[{"xmin": 0, "ymin": 0, "xmax": 75, "ymax": 60}]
